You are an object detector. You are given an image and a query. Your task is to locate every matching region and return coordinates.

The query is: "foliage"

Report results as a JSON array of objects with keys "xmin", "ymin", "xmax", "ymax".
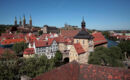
[
  {"xmin": 0, "ymin": 49, "xmax": 17, "ymax": 61},
  {"xmin": 38, "ymin": 30, "xmax": 43, "ymax": 35},
  {"xmin": 0, "ymin": 61, "xmax": 19, "ymax": 80},
  {"xmin": 102, "ymin": 31, "xmax": 110, "ymax": 39},
  {"xmin": 12, "ymin": 42, "xmax": 28, "ymax": 56},
  {"xmin": 88, "ymin": 46, "xmax": 124, "ymax": 67},
  {"xmin": 118, "ymin": 40, "xmax": 130, "ymax": 57},
  {"xmin": 0, "ymin": 25, "xmax": 12, "ymax": 36},
  {"xmin": 0, "ymin": 50, "xmax": 65, "ymax": 79},
  {"xmin": 54, "ymin": 50, "xmax": 62, "ymax": 62},
  {"xmin": 54, "ymin": 50, "xmax": 63, "ymax": 67},
  {"xmin": 19, "ymin": 55, "xmax": 55, "ymax": 78},
  {"xmin": 0, "ymin": 54, "xmax": 56, "ymax": 79}
]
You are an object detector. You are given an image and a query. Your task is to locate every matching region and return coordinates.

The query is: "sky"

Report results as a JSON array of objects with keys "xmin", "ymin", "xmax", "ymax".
[{"xmin": 0, "ymin": 0, "xmax": 130, "ymax": 30}]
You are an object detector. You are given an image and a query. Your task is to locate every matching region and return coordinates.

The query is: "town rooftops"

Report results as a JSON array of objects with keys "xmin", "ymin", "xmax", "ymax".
[
  {"xmin": 92, "ymin": 32, "xmax": 107, "ymax": 45},
  {"xmin": 60, "ymin": 30, "xmax": 79, "ymax": 38},
  {"xmin": 74, "ymin": 43, "xmax": 85, "ymax": 55},
  {"xmin": 35, "ymin": 40, "xmax": 48, "ymax": 47},
  {"xmin": 1, "ymin": 38, "xmax": 26, "ymax": 45},
  {"xmin": 33, "ymin": 61, "xmax": 130, "ymax": 80},
  {"xmin": 23, "ymin": 48, "xmax": 34, "ymax": 55},
  {"xmin": 35, "ymin": 38, "xmax": 56, "ymax": 48}
]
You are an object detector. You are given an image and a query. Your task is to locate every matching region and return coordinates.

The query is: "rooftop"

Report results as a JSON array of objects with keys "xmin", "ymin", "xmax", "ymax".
[
  {"xmin": 74, "ymin": 43, "xmax": 85, "ymax": 55},
  {"xmin": 33, "ymin": 61, "xmax": 130, "ymax": 80}
]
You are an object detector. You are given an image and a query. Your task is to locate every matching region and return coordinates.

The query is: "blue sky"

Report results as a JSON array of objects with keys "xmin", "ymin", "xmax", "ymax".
[{"xmin": 0, "ymin": 0, "xmax": 130, "ymax": 30}]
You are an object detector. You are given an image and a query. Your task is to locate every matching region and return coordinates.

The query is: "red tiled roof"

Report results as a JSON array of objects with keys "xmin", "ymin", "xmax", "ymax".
[
  {"xmin": 23, "ymin": 48, "xmax": 34, "ymax": 55},
  {"xmin": 33, "ymin": 61, "xmax": 130, "ymax": 80},
  {"xmin": 35, "ymin": 38, "xmax": 56, "ymax": 48},
  {"xmin": 1, "ymin": 38, "xmax": 26, "ymax": 45},
  {"xmin": 74, "ymin": 43, "xmax": 85, "ymax": 55},
  {"xmin": 26, "ymin": 33, "xmax": 37, "ymax": 43},
  {"xmin": 54, "ymin": 36, "xmax": 66, "ymax": 43},
  {"xmin": 60, "ymin": 30, "xmax": 79, "ymax": 38},
  {"xmin": 48, "ymin": 38, "xmax": 54, "ymax": 45},
  {"xmin": 1, "ymin": 33, "xmax": 14, "ymax": 39},
  {"xmin": 92, "ymin": 32, "xmax": 107, "ymax": 45},
  {"xmin": 39, "ymin": 33, "xmax": 58, "ymax": 40},
  {"xmin": 0, "ymin": 48, "xmax": 14, "ymax": 56},
  {"xmin": 33, "ymin": 61, "xmax": 79, "ymax": 80},
  {"xmin": 14, "ymin": 33, "xmax": 25, "ymax": 39},
  {"xmin": 35, "ymin": 40, "xmax": 48, "ymax": 47}
]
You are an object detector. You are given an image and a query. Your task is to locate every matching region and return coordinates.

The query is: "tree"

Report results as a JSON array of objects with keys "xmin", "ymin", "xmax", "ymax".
[
  {"xmin": 12, "ymin": 42, "xmax": 28, "ymax": 56},
  {"xmin": 19, "ymin": 55, "xmax": 55, "ymax": 78},
  {"xmin": 54, "ymin": 50, "xmax": 62, "ymax": 62},
  {"xmin": 38, "ymin": 31, "xmax": 43, "ymax": 35},
  {"xmin": 88, "ymin": 46, "xmax": 124, "ymax": 67},
  {"xmin": 118, "ymin": 40, "xmax": 130, "ymax": 58},
  {"xmin": 54, "ymin": 50, "xmax": 63, "ymax": 67},
  {"xmin": 102, "ymin": 31, "xmax": 110, "ymax": 39},
  {"xmin": 0, "ymin": 49, "xmax": 16, "ymax": 61}
]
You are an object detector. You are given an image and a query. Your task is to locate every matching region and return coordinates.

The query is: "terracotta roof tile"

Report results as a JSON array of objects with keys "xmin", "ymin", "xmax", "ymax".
[
  {"xmin": 35, "ymin": 40, "xmax": 48, "ymax": 47},
  {"xmin": 61, "ymin": 30, "xmax": 79, "ymax": 38},
  {"xmin": 92, "ymin": 32, "xmax": 107, "ymax": 45},
  {"xmin": 74, "ymin": 43, "xmax": 85, "ymax": 55},
  {"xmin": 33, "ymin": 61, "xmax": 79, "ymax": 80},
  {"xmin": 33, "ymin": 61, "xmax": 130, "ymax": 80},
  {"xmin": 1, "ymin": 38, "xmax": 26, "ymax": 45},
  {"xmin": 23, "ymin": 48, "xmax": 34, "ymax": 55}
]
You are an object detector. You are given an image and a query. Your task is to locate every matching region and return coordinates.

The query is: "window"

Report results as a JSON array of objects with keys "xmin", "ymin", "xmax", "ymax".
[
  {"xmin": 83, "ymin": 40, "xmax": 84, "ymax": 44},
  {"xmin": 77, "ymin": 40, "xmax": 78, "ymax": 43}
]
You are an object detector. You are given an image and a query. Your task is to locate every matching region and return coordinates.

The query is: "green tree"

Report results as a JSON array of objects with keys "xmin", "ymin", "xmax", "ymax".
[
  {"xmin": 54, "ymin": 50, "xmax": 62, "ymax": 62},
  {"xmin": 38, "ymin": 31, "xmax": 43, "ymax": 35},
  {"xmin": 118, "ymin": 40, "xmax": 130, "ymax": 57},
  {"xmin": 0, "ymin": 49, "xmax": 16, "ymax": 61},
  {"xmin": 19, "ymin": 55, "xmax": 55, "ymax": 78},
  {"xmin": 54, "ymin": 50, "xmax": 63, "ymax": 67},
  {"xmin": 88, "ymin": 46, "xmax": 124, "ymax": 67},
  {"xmin": 12, "ymin": 42, "xmax": 27, "ymax": 56},
  {"xmin": 102, "ymin": 31, "xmax": 110, "ymax": 39}
]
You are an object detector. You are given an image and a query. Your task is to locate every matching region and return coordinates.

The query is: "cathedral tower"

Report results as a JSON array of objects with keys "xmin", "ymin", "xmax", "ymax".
[
  {"xmin": 19, "ymin": 17, "xmax": 22, "ymax": 26},
  {"xmin": 14, "ymin": 16, "xmax": 17, "ymax": 25},
  {"xmin": 23, "ymin": 15, "xmax": 26, "ymax": 26},
  {"xmin": 29, "ymin": 16, "xmax": 32, "ymax": 26}
]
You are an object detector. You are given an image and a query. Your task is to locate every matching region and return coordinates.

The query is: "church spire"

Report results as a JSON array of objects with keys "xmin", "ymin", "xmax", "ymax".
[
  {"xmin": 19, "ymin": 17, "xmax": 22, "ymax": 26},
  {"xmin": 29, "ymin": 15, "xmax": 32, "ymax": 26},
  {"xmin": 23, "ymin": 14, "xmax": 26, "ymax": 26},
  {"xmin": 81, "ymin": 16, "xmax": 86, "ymax": 30},
  {"xmin": 14, "ymin": 16, "xmax": 17, "ymax": 25}
]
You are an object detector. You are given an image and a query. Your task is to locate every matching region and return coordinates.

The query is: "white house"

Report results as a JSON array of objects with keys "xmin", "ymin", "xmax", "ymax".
[{"xmin": 32, "ymin": 38, "xmax": 58, "ymax": 59}]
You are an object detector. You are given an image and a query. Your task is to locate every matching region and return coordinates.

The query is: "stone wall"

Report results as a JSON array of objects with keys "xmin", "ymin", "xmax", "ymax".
[
  {"xmin": 58, "ymin": 43, "xmax": 67, "ymax": 52},
  {"xmin": 74, "ymin": 39, "xmax": 89, "ymax": 52},
  {"xmin": 69, "ymin": 45, "xmax": 78, "ymax": 62}
]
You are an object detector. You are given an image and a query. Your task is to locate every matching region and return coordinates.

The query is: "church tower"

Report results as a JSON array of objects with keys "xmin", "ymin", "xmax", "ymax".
[
  {"xmin": 19, "ymin": 17, "xmax": 22, "ymax": 26},
  {"xmin": 29, "ymin": 16, "xmax": 32, "ymax": 27},
  {"xmin": 23, "ymin": 15, "xmax": 26, "ymax": 26},
  {"xmin": 73, "ymin": 17, "xmax": 94, "ymax": 52},
  {"xmin": 14, "ymin": 16, "xmax": 17, "ymax": 25},
  {"xmin": 81, "ymin": 17, "xmax": 85, "ymax": 30}
]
